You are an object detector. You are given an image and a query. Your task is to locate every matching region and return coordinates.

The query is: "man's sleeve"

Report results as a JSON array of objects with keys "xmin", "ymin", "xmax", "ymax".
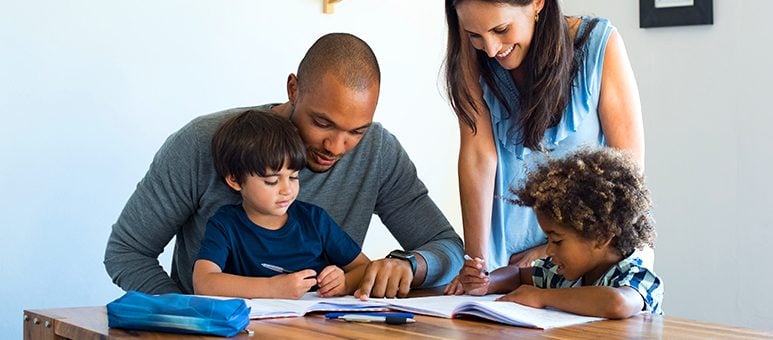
[
  {"xmin": 374, "ymin": 131, "xmax": 463, "ymax": 288},
  {"xmin": 103, "ymin": 126, "xmax": 201, "ymax": 294}
]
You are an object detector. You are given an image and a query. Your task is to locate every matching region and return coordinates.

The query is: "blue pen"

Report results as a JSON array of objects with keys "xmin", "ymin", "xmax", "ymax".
[
  {"xmin": 325, "ymin": 312, "xmax": 415, "ymax": 319},
  {"xmin": 325, "ymin": 312, "xmax": 416, "ymax": 325}
]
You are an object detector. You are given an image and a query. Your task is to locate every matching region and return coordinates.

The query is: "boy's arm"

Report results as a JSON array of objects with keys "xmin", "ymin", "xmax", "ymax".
[
  {"xmin": 500, "ymin": 285, "xmax": 645, "ymax": 319},
  {"xmin": 485, "ymin": 265, "xmax": 534, "ymax": 294},
  {"xmin": 192, "ymin": 260, "xmax": 317, "ymax": 299}
]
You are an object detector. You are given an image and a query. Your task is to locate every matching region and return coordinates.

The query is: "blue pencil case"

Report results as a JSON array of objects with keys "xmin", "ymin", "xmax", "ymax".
[{"xmin": 107, "ymin": 291, "xmax": 250, "ymax": 337}]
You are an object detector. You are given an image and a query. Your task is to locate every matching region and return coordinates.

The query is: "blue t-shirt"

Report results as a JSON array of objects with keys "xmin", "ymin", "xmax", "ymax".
[
  {"xmin": 532, "ymin": 254, "xmax": 664, "ymax": 315},
  {"xmin": 482, "ymin": 17, "xmax": 615, "ymax": 269},
  {"xmin": 196, "ymin": 201, "xmax": 361, "ymax": 277}
]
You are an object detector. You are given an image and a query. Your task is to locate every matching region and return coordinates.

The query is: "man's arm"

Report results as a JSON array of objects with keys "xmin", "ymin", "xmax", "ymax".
[
  {"xmin": 374, "ymin": 130, "xmax": 464, "ymax": 288},
  {"xmin": 103, "ymin": 126, "xmax": 201, "ymax": 294}
]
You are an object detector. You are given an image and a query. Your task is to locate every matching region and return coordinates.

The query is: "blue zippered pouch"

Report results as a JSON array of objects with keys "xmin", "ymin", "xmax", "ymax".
[{"xmin": 107, "ymin": 291, "xmax": 250, "ymax": 337}]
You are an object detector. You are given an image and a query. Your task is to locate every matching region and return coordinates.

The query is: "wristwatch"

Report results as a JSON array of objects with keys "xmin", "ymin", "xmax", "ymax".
[{"xmin": 387, "ymin": 249, "xmax": 417, "ymax": 275}]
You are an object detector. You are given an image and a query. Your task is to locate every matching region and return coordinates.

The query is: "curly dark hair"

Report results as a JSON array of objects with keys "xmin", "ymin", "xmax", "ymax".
[{"xmin": 509, "ymin": 147, "xmax": 655, "ymax": 256}]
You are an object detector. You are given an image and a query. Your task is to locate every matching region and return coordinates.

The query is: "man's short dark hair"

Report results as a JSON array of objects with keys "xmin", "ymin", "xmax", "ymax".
[
  {"xmin": 296, "ymin": 33, "xmax": 380, "ymax": 96},
  {"xmin": 211, "ymin": 109, "xmax": 306, "ymax": 184}
]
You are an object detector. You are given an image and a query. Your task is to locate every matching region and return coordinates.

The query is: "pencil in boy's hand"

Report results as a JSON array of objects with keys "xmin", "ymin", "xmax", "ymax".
[
  {"xmin": 261, "ymin": 263, "xmax": 293, "ymax": 274},
  {"xmin": 261, "ymin": 263, "xmax": 319, "ymax": 291}
]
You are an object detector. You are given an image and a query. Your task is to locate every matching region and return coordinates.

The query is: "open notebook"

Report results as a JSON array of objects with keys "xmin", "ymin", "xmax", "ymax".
[
  {"xmin": 385, "ymin": 295, "xmax": 604, "ymax": 329},
  {"xmin": 237, "ymin": 293, "xmax": 603, "ymax": 328}
]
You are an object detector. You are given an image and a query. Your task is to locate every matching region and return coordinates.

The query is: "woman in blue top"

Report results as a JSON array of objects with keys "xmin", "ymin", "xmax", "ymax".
[{"xmin": 442, "ymin": 0, "xmax": 647, "ymax": 295}]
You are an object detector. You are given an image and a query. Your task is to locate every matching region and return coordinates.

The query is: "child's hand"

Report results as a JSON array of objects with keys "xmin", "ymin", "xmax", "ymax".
[
  {"xmin": 496, "ymin": 285, "xmax": 545, "ymax": 308},
  {"xmin": 271, "ymin": 269, "xmax": 317, "ymax": 299},
  {"xmin": 443, "ymin": 275, "xmax": 465, "ymax": 295},
  {"xmin": 460, "ymin": 257, "xmax": 489, "ymax": 296},
  {"xmin": 316, "ymin": 265, "xmax": 346, "ymax": 297}
]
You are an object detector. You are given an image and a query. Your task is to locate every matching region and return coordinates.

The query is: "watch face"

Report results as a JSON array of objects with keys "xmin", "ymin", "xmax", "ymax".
[
  {"xmin": 388, "ymin": 250, "xmax": 417, "ymax": 274},
  {"xmin": 389, "ymin": 250, "xmax": 413, "ymax": 259}
]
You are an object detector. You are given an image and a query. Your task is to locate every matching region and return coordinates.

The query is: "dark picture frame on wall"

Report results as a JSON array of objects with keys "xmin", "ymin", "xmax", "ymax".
[{"xmin": 639, "ymin": 0, "xmax": 713, "ymax": 28}]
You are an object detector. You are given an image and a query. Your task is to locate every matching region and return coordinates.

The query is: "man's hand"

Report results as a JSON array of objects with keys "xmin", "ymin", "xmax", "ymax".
[
  {"xmin": 271, "ymin": 269, "xmax": 317, "ymax": 299},
  {"xmin": 354, "ymin": 258, "xmax": 413, "ymax": 299},
  {"xmin": 316, "ymin": 265, "xmax": 346, "ymax": 297}
]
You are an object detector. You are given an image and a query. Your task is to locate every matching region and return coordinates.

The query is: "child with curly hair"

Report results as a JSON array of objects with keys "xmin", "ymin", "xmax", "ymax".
[{"xmin": 458, "ymin": 147, "xmax": 663, "ymax": 318}]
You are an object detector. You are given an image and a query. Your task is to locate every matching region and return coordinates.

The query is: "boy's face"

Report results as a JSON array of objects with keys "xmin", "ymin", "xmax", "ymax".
[
  {"xmin": 287, "ymin": 72, "xmax": 378, "ymax": 173},
  {"xmin": 536, "ymin": 212, "xmax": 612, "ymax": 283},
  {"xmin": 226, "ymin": 164, "xmax": 299, "ymax": 228}
]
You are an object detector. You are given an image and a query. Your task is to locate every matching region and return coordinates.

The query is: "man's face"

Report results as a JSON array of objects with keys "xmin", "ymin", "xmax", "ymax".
[{"xmin": 289, "ymin": 72, "xmax": 379, "ymax": 173}]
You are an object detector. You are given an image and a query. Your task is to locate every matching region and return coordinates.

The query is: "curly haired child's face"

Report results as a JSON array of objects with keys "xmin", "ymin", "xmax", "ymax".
[{"xmin": 537, "ymin": 212, "xmax": 617, "ymax": 283}]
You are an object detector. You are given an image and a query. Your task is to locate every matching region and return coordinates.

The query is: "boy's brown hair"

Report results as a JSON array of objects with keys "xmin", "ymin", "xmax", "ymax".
[{"xmin": 211, "ymin": 109, "xmax": 306, "ymax": 185}]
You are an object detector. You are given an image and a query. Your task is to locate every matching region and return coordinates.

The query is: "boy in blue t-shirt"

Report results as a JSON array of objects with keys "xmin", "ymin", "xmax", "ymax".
[
  {"xmin": 193, "ymin": 109, "xmax": 370, "ymax": 299},
  {"xmin": 454, "ymin": 148, "xmax": 663, "ymax": 318}
]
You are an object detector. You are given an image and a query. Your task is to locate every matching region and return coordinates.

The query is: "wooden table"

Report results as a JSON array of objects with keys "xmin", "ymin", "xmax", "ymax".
[{"xmin": 23, "ymin": 304, "xmax": 773, "ymax": 339}]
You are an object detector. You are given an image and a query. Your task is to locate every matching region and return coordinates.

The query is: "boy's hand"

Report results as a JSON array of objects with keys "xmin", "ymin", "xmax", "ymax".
[
  {"xmin": 271, "ymin": 269, "xmax": 317, "ymax": 299},
  {"xmin": 459, "ymin": 257, "xmax": 489, "ymax": 296},
  {"xmin": 496, "ymin": 285, "xmax": 545, "ymax": 308},
  {"xmin": 316, "ymin": 265, "xmax": 346, "ymax": 297}
]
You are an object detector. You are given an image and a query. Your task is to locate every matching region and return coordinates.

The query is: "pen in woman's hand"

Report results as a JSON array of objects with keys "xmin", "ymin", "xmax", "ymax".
[{"xmin": 463, "ymin": 255, "xmax": 489, "ymax": 276}]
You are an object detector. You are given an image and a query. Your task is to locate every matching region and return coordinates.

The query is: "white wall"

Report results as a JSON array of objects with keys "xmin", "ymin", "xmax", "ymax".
[
  {"xmin": 563, "ymin": 0, "xmax": 773, "ymax": 331},
  {"xmin": 2, "ymin": 0, "xmax": 771, "ymax": 337}
]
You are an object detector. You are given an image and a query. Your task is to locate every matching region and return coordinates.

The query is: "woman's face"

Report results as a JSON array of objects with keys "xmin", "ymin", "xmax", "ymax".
[{"xmin": 455, "ymin": 0, "xmax": 543, "ymax": 71}]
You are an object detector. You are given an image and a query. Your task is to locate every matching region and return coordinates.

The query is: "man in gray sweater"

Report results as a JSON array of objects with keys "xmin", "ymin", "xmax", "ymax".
[{"xmin": 104, "ymin": 33, "xmax": 463, "ymax": 298}]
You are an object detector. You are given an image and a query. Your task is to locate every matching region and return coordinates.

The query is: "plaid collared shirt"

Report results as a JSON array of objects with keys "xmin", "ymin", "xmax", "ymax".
[{"xmin": 532, "ymin": 253, "xmax": 664, "ymax": 315}]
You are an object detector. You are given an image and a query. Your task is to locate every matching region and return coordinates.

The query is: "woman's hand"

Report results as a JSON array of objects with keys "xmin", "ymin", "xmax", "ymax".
[{"xmin": 444, "ymin": 256, "xmax": 490, "ymax": 295}]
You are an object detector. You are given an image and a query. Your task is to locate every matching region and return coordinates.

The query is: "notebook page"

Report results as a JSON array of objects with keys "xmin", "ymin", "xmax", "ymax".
[
  {"xmin": 385, "ymin": 295, "xmax": 502, "ymax": 318},
  {"xmin": 454, "ymin": 301, "xmax": 604, "ymax": 329},
  {"xmin": 246, "ymin": 293, "xmax": 390, "ymax": 319}
]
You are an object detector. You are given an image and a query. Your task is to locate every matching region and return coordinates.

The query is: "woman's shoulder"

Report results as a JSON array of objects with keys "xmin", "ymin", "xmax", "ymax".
[{"xmin": 569, "ymin": 16, "xmax": 612, "ymax": 36}]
